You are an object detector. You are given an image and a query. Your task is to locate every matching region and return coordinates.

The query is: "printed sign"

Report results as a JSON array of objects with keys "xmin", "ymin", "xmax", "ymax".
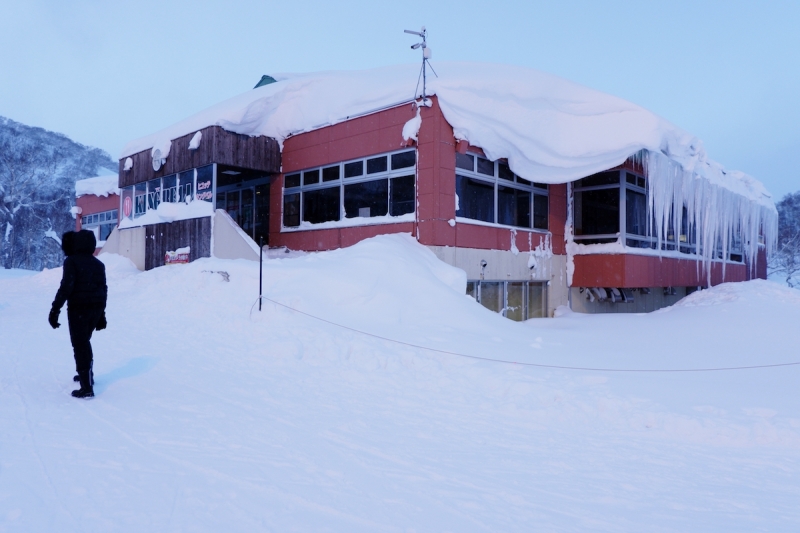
[
  {"xmin": 165, "ymin": 247, "xmax": 190, "ymax": 265},
  {"xmin": 123, "ymin": 196, "xmax": 132, "ymax": 218},
  {"xmin": 196, "ymin": 178, "xmax": 213, "ymax": 202}
]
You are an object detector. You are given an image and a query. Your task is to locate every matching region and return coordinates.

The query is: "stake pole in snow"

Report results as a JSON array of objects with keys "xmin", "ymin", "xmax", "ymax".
[{"xmin": 259, "ymin": 236, "xmax": 263, "ymax": 312}]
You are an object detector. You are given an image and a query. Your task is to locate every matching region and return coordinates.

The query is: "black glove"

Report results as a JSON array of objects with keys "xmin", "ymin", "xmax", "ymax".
[
  {"xmin": 48, "ymin": 308, "xmax": 61, "ymax": 329},
  {"xmin": 96, "ymin": 312, "xmax": 107, "ymax": 331}
]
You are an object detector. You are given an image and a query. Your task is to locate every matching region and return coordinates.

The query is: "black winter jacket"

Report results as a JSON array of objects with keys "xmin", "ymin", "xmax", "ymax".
[{"xmin": 51, "ymin": 230, "xmax": 107, "ymax": 311}]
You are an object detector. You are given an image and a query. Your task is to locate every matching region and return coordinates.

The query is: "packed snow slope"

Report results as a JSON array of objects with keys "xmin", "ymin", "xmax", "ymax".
[{"xmin": 2, "ymin": 234, "xmax": 799, "ymax": 532}]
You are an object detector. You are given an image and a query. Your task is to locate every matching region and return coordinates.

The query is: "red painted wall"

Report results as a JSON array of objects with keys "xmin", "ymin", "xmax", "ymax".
[
  {"xmin": 572, "ymin": 253, "xmax": 751, "ymax": 288},
  {"xmin": 75, "ymin": 194, "xmax": 119, "ymax": 231},
  {"xmin": 269, "ymin": 97, "xmax": 569, "ymax": 255}
]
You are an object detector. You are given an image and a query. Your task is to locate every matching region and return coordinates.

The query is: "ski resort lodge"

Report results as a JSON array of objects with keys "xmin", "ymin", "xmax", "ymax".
[{"xmin": 102, "ymin": 63, "xmax": 777, "ymax": 318}]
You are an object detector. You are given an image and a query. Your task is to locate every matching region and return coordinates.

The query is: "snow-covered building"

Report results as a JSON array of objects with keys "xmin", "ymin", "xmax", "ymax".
[
  {"xmin": 74, "ymin": 174, "xmax": 120, "ymax": 253},
  {"xmin": 106, "ymin": 63, "xmax": 777, "ymax": 317}
]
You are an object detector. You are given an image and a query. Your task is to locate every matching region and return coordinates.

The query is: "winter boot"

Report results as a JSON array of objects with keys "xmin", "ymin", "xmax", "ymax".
[
  {"xmin": 71, "ymin": 370, "xmax": 94, "ymax": 399},
  {"xmin": 73, "ymin": 365, "xmax": 94, "ymax": 386}
]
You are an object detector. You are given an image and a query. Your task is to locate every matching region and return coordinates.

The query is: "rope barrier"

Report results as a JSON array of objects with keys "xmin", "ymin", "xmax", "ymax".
[{"xmin": 252, "ymin": 296, "xmax": 800, "ymax": 373}]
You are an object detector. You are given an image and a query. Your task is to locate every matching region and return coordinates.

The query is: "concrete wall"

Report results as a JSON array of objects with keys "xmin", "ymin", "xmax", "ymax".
[
  {"xmin": 101, "ymin": 226, "xmax": 145, "ymax": 270},
  {"xmin": 427, "ymin": 245, "xmax": 569, "ymax": 317},
  {"xmin": 212, "ymin": 209, "xmax": 260, "ymax": 261},
  {"xmin": 569, "ymin": 286, "xmax": 689, "ymax": 314}
]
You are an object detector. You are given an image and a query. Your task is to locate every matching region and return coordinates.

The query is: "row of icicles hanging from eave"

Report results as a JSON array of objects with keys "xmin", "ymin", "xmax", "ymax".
[{"xmin": 635, "ymin": 150, "xmax": 778, "ymax": 285}]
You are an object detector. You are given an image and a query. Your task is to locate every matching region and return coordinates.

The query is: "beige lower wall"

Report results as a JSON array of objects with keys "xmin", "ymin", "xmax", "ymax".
[
  {"xmin": 212, "ymin": 209, "xmax": 260, "ymax": 261},
  {"xmin": 569, "ymin": 286, "xmax": 689, "ymax": 314},
  {"xmin": 100, "ymin": 226, "xmax": 145, "ymax": 270},
  {"xmin": 426, "ymin": 245, "xmax": 569, "ymax": 317}
]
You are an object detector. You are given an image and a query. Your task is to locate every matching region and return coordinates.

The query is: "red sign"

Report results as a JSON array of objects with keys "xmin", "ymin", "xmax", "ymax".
[
  {"xmin": 123, "ymin": 196, "xmax": 132, "ymax": 217},
  {"xmin": 165, "ymin": 250, "xmax": 190, "ymax": 265}
]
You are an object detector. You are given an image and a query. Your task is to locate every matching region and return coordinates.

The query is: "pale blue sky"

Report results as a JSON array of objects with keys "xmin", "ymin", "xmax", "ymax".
[{"xmin": 1, "ymin": 0, "xmax": 798, "ymax": 199}]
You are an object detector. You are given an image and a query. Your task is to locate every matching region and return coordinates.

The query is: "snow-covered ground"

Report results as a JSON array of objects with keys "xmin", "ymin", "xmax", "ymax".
[{"xmin": 2, "ymin": 235, "xmax": 799, "ymax": 532}]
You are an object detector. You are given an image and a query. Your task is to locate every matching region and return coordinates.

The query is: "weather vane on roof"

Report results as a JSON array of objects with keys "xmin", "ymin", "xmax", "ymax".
[{"xmin": 404, "ymin": 27, "xmax": 437, "ymax": 104}]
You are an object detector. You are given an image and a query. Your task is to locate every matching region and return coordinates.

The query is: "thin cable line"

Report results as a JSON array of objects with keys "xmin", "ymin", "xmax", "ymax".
[{"xmin": 253, "ymin": 296, "xmax": 800, "ymax": 373}]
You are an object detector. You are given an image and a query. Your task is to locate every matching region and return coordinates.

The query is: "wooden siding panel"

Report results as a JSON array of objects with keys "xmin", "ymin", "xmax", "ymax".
[{"xmin": 144, "ymin": 217, "xmax": 212, "ymax": 270}]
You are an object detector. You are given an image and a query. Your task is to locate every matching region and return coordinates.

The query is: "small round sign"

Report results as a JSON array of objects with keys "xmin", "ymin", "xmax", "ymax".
[{"xmin": 123, "ymin": 196, "xmax": 132, "ymax": 217}]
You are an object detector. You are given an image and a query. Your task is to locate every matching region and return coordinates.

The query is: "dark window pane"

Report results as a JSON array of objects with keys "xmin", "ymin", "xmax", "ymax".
[
  {"xmin": 391, "ymin": 150, "xmax": 415, "ymax": 170},
  {"xmin": 303, "ymin": 186, "xmax": 340, "ymax": 224},
  {"xmin": 534, "ymin": 193, "xmax": 549, "ymax": 230},
  {"xmin": 533, "ymin": 182, "xmax": 548, "ymax": 190},
  {"xmin": 466, "ymin": 281, "xmax": 477, "ymax": 300},
  {"xmin": 344, "ymin": 179, "xmax": 388, "ymax": 218},
  {"xmin": 303, "ymin": 169, "xmax": 319, "ymax": 185},
  {"xmin": 216, "ymin": 192, "xmax": 225, "ymax": 211},
  {"xmin": 283, "ymin": 193, "xmax": 300, "ymax": 227},
  {"xmin": 162, "ymin": 174, "xmax": 177, "ymax": 203},
  {"xmin": 506, "ymin": 282, "xmax": 525, "ymax": 321},
  {"xmin": 390, "ymin": 175, "xmax": 415, "ymax": 216},
  {"xmin": 477, "ymin": 157, "xmax": 494, "ymax": 176},
  {"xmin": 195, "ymin": 165, "xmax": 214, "ymax": 202},
  {"xmin": 527, "ymin": 283, "xmax": 546, "ymax": 319},
  {"xmin": 178, "ymin": 170, "xmax": 194, "ymax": 203},
  {"xmin": 322, "ymin": 165, "xmax": 340, "ymax": 182},
  {"xmin": 455, "ymin": 153, "xmax": 474, "ymax": 171},
  {"xmin": 626, "ymin": 189, "xmax": 647, "ymax": 236},
  {"xmin": 147, "ymin": 178, "xmax": 161, "ymax": 210},
  {"xmin": 344, "ymin": 161, "xmax": 363, "ymax": 178},
  {"xmin": 99, "ymin": 223, "xmax": 115, "ymax": 241},
  {"xmin": 285, "ymin": 173, "xmax": 301, "ymax": 188},
  {"xmin": 517, "ymin": 176, "xmax": 532, "ymax": 186},
  {"xmin": 479, "ymin": 282, "xmax": 503, "ymax": 313},
  {"xmin": 498, "ymin": 185, "xmax": 531, "ymax": 228},
  {"xmin": 367, "ymin": 156, "xmax": 387, "ymax": 174},
  {"xmin": 226, "ymin": 191, "xmax": 240, "ymax": 224},
  {"xmin": 638, "ymin": 176, "xmax": 646, "ymax": 188},
  {"xmin": 498, "ymin": 162, "xmax": 514, "ymax": 181},
  {"xmin": 241, "ymin": 188, "xmax": 254, "ymax": 235},
  {"xmin": 578, "ymin": 171, "xmax": 620, "ymax": 188},
  {"xmin": 626, "ymin": 172, "xmax": 637, "ymax": 185},
  {"xmin": 456, "ymin": 175, "xmax": 494, "ymax": 223},
  {"xmin": 574, "ymin": 188, "xmax": 620, "ymax": 235},
  {"xmin": 134, "ymin": 182, "xmax": 147, "ymax": 217}
]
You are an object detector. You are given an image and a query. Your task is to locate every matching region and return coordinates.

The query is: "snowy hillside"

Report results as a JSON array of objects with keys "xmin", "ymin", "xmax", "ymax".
[
  {"xmin": 2, "ymin": 235, "xmax": 799, "ymax": 532},
  {"xmin": 0, "ymin": 116, "xmax": 116, "ymax": 271}
]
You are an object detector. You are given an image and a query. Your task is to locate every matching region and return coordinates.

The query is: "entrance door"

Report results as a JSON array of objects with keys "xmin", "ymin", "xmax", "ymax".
[{"xmin": 216, "ymin": 184, "xmax": 270, "ymax": 246}]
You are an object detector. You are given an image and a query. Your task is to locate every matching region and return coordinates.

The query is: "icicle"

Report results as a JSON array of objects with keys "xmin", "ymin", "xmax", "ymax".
[{"xmin": 645, "ymin": 151, "xmax": 777, "ymax": 286}]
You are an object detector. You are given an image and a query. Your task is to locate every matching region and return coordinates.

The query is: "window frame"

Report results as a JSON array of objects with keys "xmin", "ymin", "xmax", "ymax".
[
  {"xmin": 282, "ymin": 148, "xmax": 417, "ymax": 229},
  {"xmin": 455, "ymin": 153, "xmax": 549, "ymax": 231},
  {"xmin": 466, "ymin": 279, "xmax": 548, "ymax": 320}
]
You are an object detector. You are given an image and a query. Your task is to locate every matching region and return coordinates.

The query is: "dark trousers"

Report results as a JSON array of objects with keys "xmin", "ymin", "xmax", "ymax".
[{"xmin": 67, "ymin": 306, "xmax": 104, "ymax": 373}]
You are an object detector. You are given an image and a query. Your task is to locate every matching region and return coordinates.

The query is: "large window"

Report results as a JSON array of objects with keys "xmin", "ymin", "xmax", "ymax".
[
  {"xmin": 81, "ymin": 209, "xmax": 118, "ymax": 241},
  {"xmin": 283, "ymin": 149, "xmax": 416, "ymax": 228},
  {"xmin": 465, "ymin": 280, "xmax": 548, "ymax": 320},
  {"xmin": 573, "ymin": 168, "xmax": 743, "ymax": 262},
  {"xmin": 121, "ymin": 164, "xmax": 215, "ymax": 223},
  {"xmin": 456, "ymin": 153, "xmax": 548, "ymax": 230}
]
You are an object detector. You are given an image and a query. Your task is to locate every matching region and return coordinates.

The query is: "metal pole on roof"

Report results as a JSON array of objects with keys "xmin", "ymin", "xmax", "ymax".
[
  {"xmin": 259, "ymin": 235, "xmax": 263, "ymax": 312},
  {"xmin": 404, "ymin": 27, "xmax": 429, "ymax": 100}
]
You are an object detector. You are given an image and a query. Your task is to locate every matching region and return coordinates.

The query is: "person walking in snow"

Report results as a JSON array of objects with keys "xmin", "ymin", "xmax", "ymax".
[{"xmin": 48, "ymin": 230, "xmax": 108, "ymax": 398}]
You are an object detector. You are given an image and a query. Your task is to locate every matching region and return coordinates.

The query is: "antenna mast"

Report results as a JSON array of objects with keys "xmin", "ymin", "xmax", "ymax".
[{"xmin": 404, "ymin": 27, "xmax": 433, "ymax": 101}]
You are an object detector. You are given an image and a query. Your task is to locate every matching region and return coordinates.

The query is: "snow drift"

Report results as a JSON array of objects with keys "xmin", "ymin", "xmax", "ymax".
[{"xmin": 2, "ymin": 235, "xmax": 800, "ymax": 531}]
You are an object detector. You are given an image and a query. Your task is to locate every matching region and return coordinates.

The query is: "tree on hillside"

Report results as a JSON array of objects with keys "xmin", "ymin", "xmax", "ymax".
[
  {"xmin": 0, "ymin": 117, "xmax": 114, "ymax": 270},
  {"xmin": 769, "ymin": 191, "xmax": 800, "ymax": 287}
]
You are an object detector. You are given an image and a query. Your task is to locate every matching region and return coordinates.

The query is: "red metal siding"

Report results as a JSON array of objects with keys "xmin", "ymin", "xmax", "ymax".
[{"xmin": 572, "ymin": 254, "xmax": 751, "ymax": 288}]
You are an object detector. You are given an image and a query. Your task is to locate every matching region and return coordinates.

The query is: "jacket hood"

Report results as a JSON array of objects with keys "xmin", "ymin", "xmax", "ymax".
[
  {"xmin": 61, "ymin": 231, "xmax": 76, "ymax": 256},
  {"xmin": 69, "ymin": 230, "xmax": 97, "ymax": 255}
]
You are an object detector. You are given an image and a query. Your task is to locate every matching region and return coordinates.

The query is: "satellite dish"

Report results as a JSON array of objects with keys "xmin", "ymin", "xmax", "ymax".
[{"xmin": 152, "ymin": 149, "xmax": 163, "ymax": 171}]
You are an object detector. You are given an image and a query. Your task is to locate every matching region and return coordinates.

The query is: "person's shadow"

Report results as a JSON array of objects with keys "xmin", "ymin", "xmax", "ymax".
[{"xmin": 94, "ymin": 357, "xmax": 158, "ymax": 394}]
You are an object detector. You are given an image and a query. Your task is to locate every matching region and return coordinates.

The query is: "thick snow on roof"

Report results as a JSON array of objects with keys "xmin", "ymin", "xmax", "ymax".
[
  {"xmin": 75, "ymin": 174, "xmax": 119, "ymax": 198},
  {"xmin": 121, "ymin": 62, "xmax": 773, "ymax": 205}
]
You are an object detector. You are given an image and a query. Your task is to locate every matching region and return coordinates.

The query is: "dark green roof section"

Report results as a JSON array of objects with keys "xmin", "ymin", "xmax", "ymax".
[{"xmin": 254, "ymin": 75, "xmax": 277, "ymax": 89}]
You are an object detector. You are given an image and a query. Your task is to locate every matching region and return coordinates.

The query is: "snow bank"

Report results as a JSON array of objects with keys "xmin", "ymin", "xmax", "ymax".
[
  {"xmin": 2, "ymin": 235, "xmax": 800, "ymax": 531},
  {"xmin": 75, "ymin": 174, "xmax": 119, "ymax": 198}
]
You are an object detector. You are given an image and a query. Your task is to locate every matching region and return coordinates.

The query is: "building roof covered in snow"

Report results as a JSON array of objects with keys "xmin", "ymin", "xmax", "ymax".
[
  {"xmin": 120, "ymin": 62, "xmax": 775, "ymax": 211},
  {"xmin": 75, "ymin": 174, "xmax": 120, "ymax": 198}
]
